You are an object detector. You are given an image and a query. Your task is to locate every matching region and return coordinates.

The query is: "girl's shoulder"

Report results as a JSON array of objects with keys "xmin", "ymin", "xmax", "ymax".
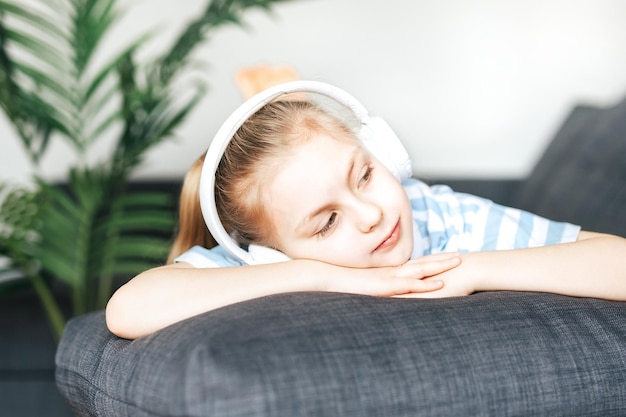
[{"xmin": 404, "ymin": 178, "xmax": 580, "ymax": 252}]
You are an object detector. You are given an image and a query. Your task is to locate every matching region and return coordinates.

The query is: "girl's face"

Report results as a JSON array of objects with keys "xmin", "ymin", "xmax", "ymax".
[{"xmin": 266, "ymin": 132, "xmax": 414, "ymax": 268}]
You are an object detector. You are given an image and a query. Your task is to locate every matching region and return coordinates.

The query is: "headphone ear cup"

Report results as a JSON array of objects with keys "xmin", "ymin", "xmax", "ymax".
[
  {"xmin": 247, "ymin": 244, "xmax": 291, "ymax": 264},
  {"xmin": 359, "ymin": 116, "xmax": 413, "ymax": 181}
]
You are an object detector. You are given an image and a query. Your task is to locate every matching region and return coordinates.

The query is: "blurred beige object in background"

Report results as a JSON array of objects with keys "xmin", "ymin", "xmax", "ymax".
[{"xmin": 235, "ymin": 64, "xmax": 300, "ymax": 99}]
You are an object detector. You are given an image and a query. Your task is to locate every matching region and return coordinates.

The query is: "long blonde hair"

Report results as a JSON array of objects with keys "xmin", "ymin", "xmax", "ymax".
[
  {"xmin": 167, "ymin": 154, "xmax": 216, "ymax": 263},
  {"xmin": 167, "ymin": 100, "xmax": 355, "ymax": 263}
]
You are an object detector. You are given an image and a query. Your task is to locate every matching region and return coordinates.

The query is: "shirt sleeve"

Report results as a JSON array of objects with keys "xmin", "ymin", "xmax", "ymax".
[
  {"xmin": 404, "ymin": 178, "xmax": 581, "ymax": 256},
  {"xmin": 174, "ymin": 245, "xmax": 245, "ymax": 268}
]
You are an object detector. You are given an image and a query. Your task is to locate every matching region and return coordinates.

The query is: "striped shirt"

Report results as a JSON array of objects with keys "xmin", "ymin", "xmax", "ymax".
[
  {"xmin": 404, "ymin": 178, "xmax": 580, "ymax": 258},
  {"xmin": 176, "ymin": 178, "xmax": 581, "ymax": 268}
]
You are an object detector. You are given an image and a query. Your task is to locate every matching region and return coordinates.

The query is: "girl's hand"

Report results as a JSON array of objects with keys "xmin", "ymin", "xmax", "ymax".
[
  {"xmin": 324, "ymin": 252, "xmax": 461, "ymax": 297},
  {"xmin": 394, "ymin": 254, "xmax": 478, "ymax": 299}
]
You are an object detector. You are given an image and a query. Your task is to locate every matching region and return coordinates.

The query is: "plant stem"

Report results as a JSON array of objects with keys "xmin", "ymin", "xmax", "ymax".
[
  {"xmin": 28, "ymin": 271, "xmax": 66, "ymax": 341},
  {"xmin": 97, "ymin": 184, "xmax": 123, "ymax": 310}
]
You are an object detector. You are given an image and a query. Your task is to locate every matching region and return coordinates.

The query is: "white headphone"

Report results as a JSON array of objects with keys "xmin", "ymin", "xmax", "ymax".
[{"xmin": 199, "ymin": 80, "xmax": 413, "ymax": 265}]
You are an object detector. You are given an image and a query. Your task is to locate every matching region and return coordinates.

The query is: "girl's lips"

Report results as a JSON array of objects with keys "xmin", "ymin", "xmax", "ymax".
[{"xmin": 374, "ymin": 220, "xmax": 401, "ymax": 252}]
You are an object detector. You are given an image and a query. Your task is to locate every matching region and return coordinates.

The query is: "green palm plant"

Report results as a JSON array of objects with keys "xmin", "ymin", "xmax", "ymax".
[{"xmin": 0, "ymin": 0, "xmax": 291, "ymax": 340}]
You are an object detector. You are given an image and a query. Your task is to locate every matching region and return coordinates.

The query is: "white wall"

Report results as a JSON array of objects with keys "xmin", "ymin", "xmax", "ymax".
[{"xmin": 2, "ymin": 0, "xmax": 626, "ymax": 184}]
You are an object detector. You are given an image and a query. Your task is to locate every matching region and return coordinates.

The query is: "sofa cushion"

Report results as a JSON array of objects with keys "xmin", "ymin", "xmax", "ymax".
[
  {"xmin": 513, "ymin": 97, "xmax": 626, "ymax": 237},
  {"xmin": 56, "ymin": 291, "xmax": 626, "ymax": 417}
]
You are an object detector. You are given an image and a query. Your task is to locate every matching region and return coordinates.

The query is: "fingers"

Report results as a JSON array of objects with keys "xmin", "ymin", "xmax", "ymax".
[
  {"xmin": 383, "ymin": 253, "xmax": 462, "ymax": 296},
  {"xmin": 384, "ymin": 274, "xmax": 444, "ymax": 296},
  {"xmin": 398, "ymin": 253, "xmax": 461, "ymax": 279},
  {"xmin": 410, "ymin": 278, "xmax": 444, "ymax": 293}
]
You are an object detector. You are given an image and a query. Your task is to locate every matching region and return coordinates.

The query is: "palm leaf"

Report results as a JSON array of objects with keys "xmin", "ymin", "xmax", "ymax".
[
  {"xmin": 2, "ymin": 27, "xmax": 67, "ymax": 69},
  {"xmin": 37, "ymin": 205, "xmax": 95, "ymax": 288},
  {"xmin": 118, "ymin": 191, "xmax": 174, "ymax": 207},
  {"xmin": 112, "ymin": 85, "xmax": 206, "ymax": 174},
  {"xmin": 90, "ymin": 185, "xmax": 175, "ymax": 308},
  {"xmin": 12, "ymin": 61, "xmax": 72, "ymax": 103},
  {"xmin": 113, "ymin": 236, "xmax": 172, "ymax": 259},
  {"xmin": 0, "ymin": 5, "xmax": 71, "ymax": 160},
  {"xmin": 78, "ymin": 36, "xmax": 152, "ymax": 148},
  {"xmin": 143, "ymin": 86, "xmax": 207, "ymax": 141},
  {"xmin": 82, "ymin": 34, "xmax": 150, "ymax": 103},
  {"xmin": 70, "ymin": 0, "xmax": 118, "ymax": 74},
  {"xmin": 93, "ymin": 190, "xmax": 176, "ymax": 235},
  {"xmin": 102, "ymin": 208, "xmax": 175, "ymax": 233},
  {"xmin": 0, "ymin": 1, "xmax": 67, "ymax": 40}
]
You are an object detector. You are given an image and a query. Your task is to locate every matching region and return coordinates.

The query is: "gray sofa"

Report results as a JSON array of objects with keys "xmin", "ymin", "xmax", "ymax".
[{"xmin": 55, "ymin": 96, "xmax": 626, "ymax": 416}]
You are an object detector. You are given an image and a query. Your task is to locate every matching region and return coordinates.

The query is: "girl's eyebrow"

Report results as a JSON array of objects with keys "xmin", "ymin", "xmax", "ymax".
[{"xmin": 296, "ymin": 147, "xmax": 360, "ymax": 234}]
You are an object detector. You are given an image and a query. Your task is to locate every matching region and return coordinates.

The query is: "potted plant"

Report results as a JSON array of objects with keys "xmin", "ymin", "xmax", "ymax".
[{"xmin": 0, "ymin": 0, "xmax": 291, "ymax": 340}]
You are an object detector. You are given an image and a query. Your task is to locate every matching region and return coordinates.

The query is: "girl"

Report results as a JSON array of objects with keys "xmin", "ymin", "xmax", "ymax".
[{"xmin": 106, "ymin": 95, "xmax": 626, "ymax": 340}]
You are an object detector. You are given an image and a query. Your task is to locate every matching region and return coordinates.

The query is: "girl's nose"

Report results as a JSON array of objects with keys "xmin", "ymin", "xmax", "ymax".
[{"xmin": 355, "ymin": 200, "xmax": 383, "ymax": 233}]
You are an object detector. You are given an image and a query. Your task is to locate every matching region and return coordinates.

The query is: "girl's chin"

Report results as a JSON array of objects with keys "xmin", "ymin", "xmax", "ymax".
[
  {"xmin": 320, "ymin": 244, "xmax": 413, "ymax": 268},
  {"xmin": 369, "ymin": 251, "xmax": 413, "ymax": 268}
]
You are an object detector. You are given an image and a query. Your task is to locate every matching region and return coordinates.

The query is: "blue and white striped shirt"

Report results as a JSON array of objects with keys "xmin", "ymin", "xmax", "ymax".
[
  {"xmin": 404, "ymin": 178, "xmax": 580, "ymax": 258},
  {"xmin": 176, "ymin": 178, "xmax": 580, "ymax": 268}
]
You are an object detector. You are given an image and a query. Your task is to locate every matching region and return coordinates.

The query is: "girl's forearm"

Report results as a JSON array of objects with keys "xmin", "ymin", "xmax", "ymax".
[
  {"xmin": 106, "ymin": 252, "xmax": 460, "ymax": 339},
  {"xmin": 469, "ymin": 233, "xmax": 626, "ymax": 300},
  {"xmin": 106, "ymin": 260, "xmax": 326, "ymax": 339}
]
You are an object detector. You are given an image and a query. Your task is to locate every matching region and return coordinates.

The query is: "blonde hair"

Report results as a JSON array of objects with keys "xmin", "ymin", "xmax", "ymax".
[
  {"xmin": 167, "ymin": 100, "xmax": 355, "ymax": 263},
  {"xmin": 167, "ymin": 154, "xmax": 216, "ymax": 264}
]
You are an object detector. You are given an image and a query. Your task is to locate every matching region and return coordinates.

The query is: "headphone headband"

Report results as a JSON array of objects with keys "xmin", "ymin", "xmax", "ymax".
[{"xmin": 199, "ymin": 80, "xmax": 411, "ymax": 265}]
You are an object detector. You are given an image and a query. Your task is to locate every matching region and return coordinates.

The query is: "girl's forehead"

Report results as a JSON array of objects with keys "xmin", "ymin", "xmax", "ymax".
[
  {"xmin": 286, "ymin": 132, "xmax": 359, "ymax": 166},
  {"xmin": 264, "ymin": 134, "xmax": 362, "ymax": 216}
]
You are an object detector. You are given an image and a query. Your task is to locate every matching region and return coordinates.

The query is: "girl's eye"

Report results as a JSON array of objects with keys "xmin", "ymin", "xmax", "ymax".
[
  {"xmin": 359, "ymin": 166, "xmax": 373, "ymax": 187},
  {"xmin": 317, "ymin": 212, "xmax": 337, "ymax": 237}
]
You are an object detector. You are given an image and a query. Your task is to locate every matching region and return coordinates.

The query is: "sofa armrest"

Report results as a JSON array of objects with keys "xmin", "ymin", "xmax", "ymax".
[{"xmin": 56, "ymin": 291, "xmax": 626, "ymax": 417}]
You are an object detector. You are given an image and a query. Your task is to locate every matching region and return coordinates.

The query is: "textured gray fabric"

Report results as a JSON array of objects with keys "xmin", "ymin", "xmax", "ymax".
[
  {"xmin": 56, "ymin": 291, "xmax": 626, "ymax": 417},
  {"xmin": 513, "ymin": 97, "xmax": 626, "ymax": 237}
]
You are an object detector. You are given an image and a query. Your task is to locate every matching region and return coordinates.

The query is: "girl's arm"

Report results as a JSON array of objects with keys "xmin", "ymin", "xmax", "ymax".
[
  {"xmin": 106, "ymin": 252, "xmax": 460, "ymax": 339},
  {"xmin": 411, "ymin": 231, "xmax": 626, "ymax": 300}
]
